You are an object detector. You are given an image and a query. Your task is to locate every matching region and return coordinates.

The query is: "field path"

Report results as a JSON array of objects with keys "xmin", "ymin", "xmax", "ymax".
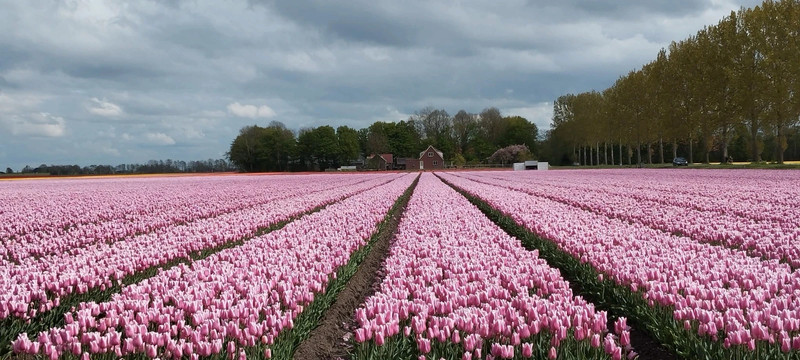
[{"xmin": 293, "ymin": 175, "xmax": 418, "ymax": 360}]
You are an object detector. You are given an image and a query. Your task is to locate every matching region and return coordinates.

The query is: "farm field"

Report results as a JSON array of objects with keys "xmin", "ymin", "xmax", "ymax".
[{"xmin": 1, "ymin": 169, "xmax": 799, "ymax": 359}]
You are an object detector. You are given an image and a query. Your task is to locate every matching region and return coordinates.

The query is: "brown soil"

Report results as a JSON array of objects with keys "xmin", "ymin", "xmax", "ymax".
[
  {"xmin": 626, "ymin": 323, "xmax": 678, "ymax": 360},
  {"xmin": 293, "ymin": 189, "xmax": 409, "ymax": 360}
]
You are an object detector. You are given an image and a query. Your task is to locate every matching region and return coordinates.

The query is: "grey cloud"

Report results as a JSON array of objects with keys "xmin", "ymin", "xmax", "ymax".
[
  {"xmin": 0, "ymin": 0, "xmax": 762, "ymax": 170},
  {"xmin": 551, "ymin": 0, "xmax": 707, "ymax": 18}
]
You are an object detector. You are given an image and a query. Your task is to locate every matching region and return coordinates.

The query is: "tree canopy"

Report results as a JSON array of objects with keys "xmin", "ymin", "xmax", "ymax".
[
  {"xmin": 227, "ymin": 109, "xmax": 539, "ymax": 172},
  {"xmin": 544, "ymin": 0, "xmax": 800, "ymax": 165}
]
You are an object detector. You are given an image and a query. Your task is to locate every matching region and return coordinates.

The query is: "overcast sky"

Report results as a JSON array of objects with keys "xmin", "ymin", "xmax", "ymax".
[{"xmin": 0, "ymin": 0, "xmax": 762, "ymax": 170}]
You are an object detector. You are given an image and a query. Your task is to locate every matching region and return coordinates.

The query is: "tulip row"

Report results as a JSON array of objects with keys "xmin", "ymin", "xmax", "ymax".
[
  {"xmin": 0, "ymin": 174, "xmax": 389, "ymax": 263},
  {"xmin": 12, "ymin": 173, "xmax": 417, "ymax": 359},
  {"xmin": 353, "ymin": 173, "xmax": 630, "ymax": 360},
  {"xmin": 459, "ymin": 170, "xmax": 800, "ymax": 267},
  {"xmin": 439, "ymin": 171, "xmax": 800, "ymax": 359},
  {"xmin": 0, "ymin": 174, "xmax": 402, "ymax": 323}
]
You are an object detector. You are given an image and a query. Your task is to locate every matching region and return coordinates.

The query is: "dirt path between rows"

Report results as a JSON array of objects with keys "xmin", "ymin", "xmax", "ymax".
[{"xmin": 293, "ymin": 182, "xmax": 413, "ymax": 360}]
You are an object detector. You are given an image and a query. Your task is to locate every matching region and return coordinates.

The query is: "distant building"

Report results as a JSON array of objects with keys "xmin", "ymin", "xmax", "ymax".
[
  {"xmin": 406, "ymin": 145, "xmax": 444, "ymax": 170},
  {"xmin": 366, "ymin": 153, "xmax": 394, "ymax": 170}
]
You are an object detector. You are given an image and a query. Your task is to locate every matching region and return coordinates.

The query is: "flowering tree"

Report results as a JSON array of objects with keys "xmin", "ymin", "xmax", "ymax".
[{"xmin": 489, "ymin": 144, "xmax": 532, "ymax": 164}]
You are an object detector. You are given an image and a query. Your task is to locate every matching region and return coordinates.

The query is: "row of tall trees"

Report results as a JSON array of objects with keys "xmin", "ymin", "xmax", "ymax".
[
  {"xmin": 544, "ymin": 0, "xmax": 800, "ymax": 165},
  {"xmin": 228, "ymin": 108, "xmax": 539, "ymax": 172}
]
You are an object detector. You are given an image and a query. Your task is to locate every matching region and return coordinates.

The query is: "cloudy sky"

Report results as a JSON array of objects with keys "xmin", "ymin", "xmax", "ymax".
[{"xmin": 0, "ymin": 0, "xmax": 762, "ymax": 170}]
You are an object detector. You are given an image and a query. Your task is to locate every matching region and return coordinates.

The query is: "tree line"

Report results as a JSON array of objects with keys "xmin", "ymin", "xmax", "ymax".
[
  {"xmin": 543, "ymin": 0, "xmax": 800, "ymax": 166},
  {"xmin": 4, "ymin": 159, "xmax": 235, "ymax": 176},
  {"xmin": 227, "ymin": 107, "xmax": 539, "ymax": 172}
]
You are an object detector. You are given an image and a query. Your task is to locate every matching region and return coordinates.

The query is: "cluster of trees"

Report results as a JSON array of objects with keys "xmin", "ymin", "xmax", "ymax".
[
  {"xmin": 227, "ymin": 108, "xmax": 539, "ymax": 172},
  {"xmin": 544, "ymin": 0, "xmax": 800, "ymax": 165},
  {"xmin": 5, "ymin": 159, "xmax": 234, "ymax": 176}
]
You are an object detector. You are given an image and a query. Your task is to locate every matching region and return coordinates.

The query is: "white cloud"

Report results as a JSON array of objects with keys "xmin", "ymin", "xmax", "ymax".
[
  {"xmin": 98, "ymin": 144, "xmax": 120, "ymax": 156},
  {"xmin": 373, "ymin": 106, "xmax": 409, "ymax": 123},
  {"xmin": 2, "ymin": 112, "xmax": 66, "ymax": 137},
  {"xmin": 145, "ymin": 132, "xmax": 175, "ymax": 145},
  {"xmin": 87, "ymin": 97, "xmax": 123, "ymax": 116},
  {"xmin": 227, "ymin": 102, "xmax": 277, "ymax": 118},
  {"xmin": 504, "ymin": 103, "xmax": 553, "ymax": 132},
  {"xmin": 0, "ymin": 92, "xmax": 43, "ymax": 113}
]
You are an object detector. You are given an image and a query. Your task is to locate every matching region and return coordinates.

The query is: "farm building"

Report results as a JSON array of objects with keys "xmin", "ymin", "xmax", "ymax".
[
  {"xmin": 406, "ymin": 145, "xmax": 444, "ymax": 170},
  {"xmin": 366, "ymin": 153, "xmax": 394, "ymax": 170}
]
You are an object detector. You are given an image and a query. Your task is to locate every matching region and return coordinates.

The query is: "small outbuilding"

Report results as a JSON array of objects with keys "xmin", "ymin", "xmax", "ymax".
[
  {"xmin": 366, "ymin": 153, "xmax": 394, "ymax": 170},
  {"xmin": 513, "ymin": 160, "xmax": 549, "ymax": 171}
]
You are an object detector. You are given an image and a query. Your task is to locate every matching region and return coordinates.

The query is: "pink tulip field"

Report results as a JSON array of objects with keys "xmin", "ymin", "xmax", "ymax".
[
  {"xmin": 10, "ymin": 173, "xmax": 416, "ymax": 359},
  {"xmin": 353, "ymin": 173, "xmax": 630, "ymax": 360},
  {"xmin": 439, "ymin": 169, "xmax": 800, "ymax": 359},
  {"xmin": 450, "ymin": 170, "xmax": 800, "ymax": 267},
  {"xmin": 1, "ymin": 174, "xmax": 400, "ymax": 322},
  {"xmin": 0, "ymin": 174, "xmax": 394, "ymax": 263},
  {"xmin": 2, "ymin": 168, "xmax": 799, "ymax": 359}
]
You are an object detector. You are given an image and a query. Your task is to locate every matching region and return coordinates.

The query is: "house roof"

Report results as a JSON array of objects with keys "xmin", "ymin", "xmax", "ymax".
[
  {"xmin": 367, "ymin": 153, "xmax": 395, "ymax": 166},
  {"xmin": 419, "ymin": 145, "xmax": 444, "ymax": 160}
]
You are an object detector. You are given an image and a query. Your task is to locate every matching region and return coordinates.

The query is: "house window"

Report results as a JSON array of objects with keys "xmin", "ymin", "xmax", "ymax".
[
  {"xmin": 428, "ymin": 152, "xmax": 433, "ymax": 157},
  {"xmin": 433, "ymin": 161, "xmax": 438, "ymax": 166}
]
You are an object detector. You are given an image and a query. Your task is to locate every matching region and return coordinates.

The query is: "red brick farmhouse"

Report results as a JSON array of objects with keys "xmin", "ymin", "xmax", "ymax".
[{"xmin": 406, "ymin": 145, "xmax": 444, "ymax": 170}]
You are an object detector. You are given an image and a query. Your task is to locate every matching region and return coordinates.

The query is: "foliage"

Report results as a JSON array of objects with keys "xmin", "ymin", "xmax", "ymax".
[
  {"xmin": 488, "ymin": 144, "xmax": 532, "ymax": 164},
  {"xmin": 227, "ymin": 108, "xmax": 542, "ymax": 172},
  {"xmin": 228, "ymin": 122, "xmax": 294, "ymax": 172},
  {"xmin": 546, "ymin": 0, "xmax": 800, "ymax": 165}
]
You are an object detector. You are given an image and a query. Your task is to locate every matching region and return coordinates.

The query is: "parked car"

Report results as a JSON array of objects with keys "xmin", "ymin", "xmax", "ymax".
[{"xmin": 672, "ymin": 157, "xmax": 688, "ymax": 166}]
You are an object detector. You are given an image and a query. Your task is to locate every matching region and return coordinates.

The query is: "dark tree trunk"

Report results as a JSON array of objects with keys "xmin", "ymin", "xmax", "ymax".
[
  {"xmin": 596, "ymin": 142, "xmax": 600, "ymax": 166},
  {"xmin": 611, "ymin": 142, "xmax": 615, "ymax": 166},
  {"xmin": 627, "ymin": 145, "xmax": 633, "ymax": 165},
  {"xmin": 573, "ymin": 144, "xmax": 577, "ymax": 165},
  {"xmin": 778, "ymin": 130, "xmax": 786, "ymax": 164},
  {"xmin": 636, "ymin": 142, "xmax": 642, "ymax": 166},
  {"xmin": 672, "ymin": 140, "xmax": 678, "ymax": 160}
]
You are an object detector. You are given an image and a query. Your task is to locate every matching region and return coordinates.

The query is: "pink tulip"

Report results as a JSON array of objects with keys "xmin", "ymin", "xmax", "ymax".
[
  {"xmin": 548, "ymin": 346, "xmax": 557, "ymax": 360},
  {"xmin": 620, "ymin": 331, "xmax": 630, "ymax": 347},
  {"xmin": 591, "ymin": 334, "xmax": 601, "ymax": 348},
  {"xmin": 522, "ymin": 343, "xmax": 532, "ymax": 357}
]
